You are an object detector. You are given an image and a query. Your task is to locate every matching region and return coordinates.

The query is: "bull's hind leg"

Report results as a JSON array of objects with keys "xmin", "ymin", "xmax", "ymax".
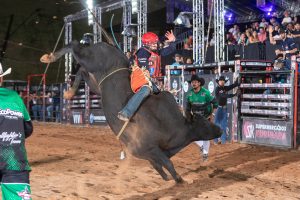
[
  {"xmin": 149, "ymin": 149, "xmax": 183, "ymax": 183},
  {"xmin": 160, "ymin": 155, "xmax": 183, "ymax": 183},
  {"xmin": 149, "ymin": 160, "xmax": 170, "ymax": 181}
]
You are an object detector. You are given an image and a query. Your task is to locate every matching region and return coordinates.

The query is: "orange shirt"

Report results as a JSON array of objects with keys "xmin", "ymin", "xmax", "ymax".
[{"xmin": 130, "ymin": 66, "xmax": 150, "ymax": 93}]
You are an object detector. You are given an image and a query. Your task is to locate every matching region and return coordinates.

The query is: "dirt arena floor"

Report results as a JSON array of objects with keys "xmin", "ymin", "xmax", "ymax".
[{"xmin": 21, "ymin": 123, "xmax": 300, "ymax": 199}]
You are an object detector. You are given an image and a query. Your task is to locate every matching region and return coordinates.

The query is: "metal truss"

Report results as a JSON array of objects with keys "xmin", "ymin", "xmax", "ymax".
[
  {"xmin": 93, "ymin": 7, "xmax": 102, "ymax": 43},
  {"xmin": 213, "ymin": 0, "xmax": 225, "ymax": 62},
  {"xmin": 137, "ymin": 0, "xmax": 147, "ymax": 48},
  {"xmin": 193, "ymin": 0, "xmax": 205, "ymax": 64},
  {"xmin": 64, "ymin": 22, "xmax": 73, "ymax": 83},
  {"xmin": 123, "ymin": 0, "xmax": 132, "ymax": 52},
  {"xmin": 64, "ymin": 10, "xmax": 88, "ymax": 23}
]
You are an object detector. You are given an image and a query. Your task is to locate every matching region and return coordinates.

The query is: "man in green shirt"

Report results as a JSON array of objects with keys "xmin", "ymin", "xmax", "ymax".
[
  {"xmin": 0, "ymin": 63, "xmax": 33, "ymax": 200},
  {"xmin": 185, "ymin": 74, "xmax": 217, "ymax": 161}
]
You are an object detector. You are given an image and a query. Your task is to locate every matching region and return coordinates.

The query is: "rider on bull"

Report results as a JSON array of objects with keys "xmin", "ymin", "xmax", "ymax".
[{"xmin": 118, "ymin": 30, "xmax": 177, "ymax": 121}]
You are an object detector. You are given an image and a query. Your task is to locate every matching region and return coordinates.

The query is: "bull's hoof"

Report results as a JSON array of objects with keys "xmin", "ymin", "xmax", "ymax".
[
  {"xmin": 64, "ymin": 90, "xmax": 75, "ymax": 100},
  {"xmin": 162, "ymin": 175, "xmax": 172, "ymax": 181},
  {"xmin": 175, "ymin": 176, "xmax": 184, "ymax": 184},
  {"xmin": 40, "ymin": 53, "xmax": 55, "ymax": 63}
]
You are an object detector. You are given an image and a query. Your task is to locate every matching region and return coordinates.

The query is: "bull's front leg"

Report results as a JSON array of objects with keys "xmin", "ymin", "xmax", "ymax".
[
  {"xmin": 64, "ymin": 69, "xmax": 84, "ymax": 100},
  {"xmin": 40, "ymin": 44, "xmax": 73, "ymax": 63}
]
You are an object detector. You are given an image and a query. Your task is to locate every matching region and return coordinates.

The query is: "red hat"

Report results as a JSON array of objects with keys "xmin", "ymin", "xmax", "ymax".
[{"xmin": 142, "ymin": 32, "xmax": 159, "ymax": 45}]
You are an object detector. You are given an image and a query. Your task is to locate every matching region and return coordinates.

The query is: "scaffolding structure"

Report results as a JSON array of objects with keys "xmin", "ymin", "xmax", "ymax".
[
  {"xmin": 93, "ymin": 7, "xmax": 102, "ymax": 43},
  {"xmin": 213, "ymin": 0, "xmax": 225, "ymax": 62},
  {"xmin": 123, "ymin": 0, "xmax": 132, "ymax": 52},
  {"xmin": 64, "ymin": 9, "xmax": 103, "ymax": 83},
  {"xmin": 192, "ymin": 0, "xmax": 205, "ymax": 64},
  {"xmin": 63, "ymin": 0, "xmax": 148, "ymax": 79},
  {"xmin": 137, "ymin": 0, "xmax": 147, "ymax": 48},
  {"xmin": 62, "ymin": 0, "xmax": 147, "ymax": 124},
  {"xmin": 64, "ymin": 22, "xmax": 73, "ymax": 83}
]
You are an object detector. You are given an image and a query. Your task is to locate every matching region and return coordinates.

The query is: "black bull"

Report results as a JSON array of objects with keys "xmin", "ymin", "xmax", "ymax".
[{"xmin": 42, "ymin": 41, "xmax": 222, "ymax": 183}]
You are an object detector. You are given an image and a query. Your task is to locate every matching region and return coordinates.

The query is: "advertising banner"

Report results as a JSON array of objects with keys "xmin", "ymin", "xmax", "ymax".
[
  {"xmin": 71, "ymin": 110, "xmax": 85, "ymax": 125},
  {"xmin": 169, "ymin": 75, "xmax": 183, "ymax": 106},
  {"xmin": 89, "ymin": 109, "xmax": 107, "ymax": 125},
  {"xmin": 242, "ymin": 118, "xmax": 292, "ymax": 147}
]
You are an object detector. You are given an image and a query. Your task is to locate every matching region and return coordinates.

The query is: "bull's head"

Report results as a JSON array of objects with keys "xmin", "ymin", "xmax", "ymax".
[{"xmin": 189, "ymin": 115, "xmax": 223, "ymax": 141}]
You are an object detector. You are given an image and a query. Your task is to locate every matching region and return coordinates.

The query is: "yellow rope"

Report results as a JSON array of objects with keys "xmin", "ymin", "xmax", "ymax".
[
  {"xmin": 116, "ymin": 120, "xmax": 130, "ymax": 140},
  {"xmin": 38, "ymin": 24, "xmax": 66, "ymax": 90},
  {"xmin": 98, "ymin": 68, "xmax": 129, "ymax": 86},
  {"xmin": 97, "ymin": 67, "xmax": 130, "ymax": 140}
]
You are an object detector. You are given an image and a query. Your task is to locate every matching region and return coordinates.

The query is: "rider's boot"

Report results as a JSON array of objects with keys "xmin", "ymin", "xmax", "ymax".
[{"xmin": 118, "ymin": 86, "xmax": 151, "ymax": 121}]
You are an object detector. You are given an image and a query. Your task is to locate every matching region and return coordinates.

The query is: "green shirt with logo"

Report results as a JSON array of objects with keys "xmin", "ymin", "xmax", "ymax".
[
  {"xmin": 186, "ymin": 87, "xmax": 217, "ymax": 118},
  {"xmin": 0, "ymin": 88, "xmax": 31, "ymax": 171}
]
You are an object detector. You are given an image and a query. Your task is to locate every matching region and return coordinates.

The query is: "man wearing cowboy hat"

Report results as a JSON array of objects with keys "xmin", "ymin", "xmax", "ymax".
[
  {"xmin": 0, "ymin": 63, "xmax": 33, "ymax": 199},
  {"xmin": 214, "ymin": 75, "xmax": 239, "ymax": 144},
  {"xmin": 185, "ymin": 74, "xmax": 218, "ymax": 161}
]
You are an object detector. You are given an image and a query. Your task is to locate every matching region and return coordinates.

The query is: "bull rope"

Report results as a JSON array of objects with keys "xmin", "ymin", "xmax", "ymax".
[
  {"xmin": 38, "ymin": 24, "xmax": 65, "ymax": 90},
  {"xmin": 97, "ymin": 67, "xmax": 130, "ymax": 141},
  {"xmin": 97, "ymin": 67, "xmax": 131, "ymax": 159},
  {"xmin": 98, "ymin": 68, "xmax": 129, "ymax": 86},
  {"xmin": 117, "ymin": 121, "xmax": 129, "ymax": 140}
]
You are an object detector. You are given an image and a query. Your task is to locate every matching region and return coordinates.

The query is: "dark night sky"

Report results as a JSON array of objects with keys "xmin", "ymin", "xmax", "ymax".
[
  {"xmin": 0, "ymin": 0, "xmax": 166, "ymax": 82},
  {"xmin": 0, "ymin": 0, "xmax": 292, "ymax": 82}
]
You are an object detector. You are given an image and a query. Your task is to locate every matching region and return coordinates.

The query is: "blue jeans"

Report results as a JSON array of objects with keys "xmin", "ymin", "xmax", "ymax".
[
  {"xmin": 53, "ymin": 105, "xmax": 60, "ymax": 122},
  {"xmin": 46, "ymin": 105, "xmax": 53, "ymax": 120},
  {"xmin": 214, "ymin": 106, "xmax": 228, "ymax": 144},
  {"xmin": 119, "ymin": 86, "xmax": 151, "ymax": 119},
  {"xmin": 32, "ymin": 105, "xmax": 42, "ymax": 120}
]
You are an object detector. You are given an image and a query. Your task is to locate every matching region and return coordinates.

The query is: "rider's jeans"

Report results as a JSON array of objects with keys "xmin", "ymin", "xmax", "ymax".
[{"xmin": 119, "ymin": 86, "xmax": 151, "ymax": 119}]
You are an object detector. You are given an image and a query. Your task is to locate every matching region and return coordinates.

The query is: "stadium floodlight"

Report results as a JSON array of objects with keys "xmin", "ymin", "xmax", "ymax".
[
  {"xmin": 131, "ymin": 0, "xmax": 138, "ymax": 14},
  {"xmin": 86, "ymin": 0, "xmax": 94, "ymax": 25},
  {"xmin": 174, "ymin": 12, "xmax": 193, "ymax": 28}
]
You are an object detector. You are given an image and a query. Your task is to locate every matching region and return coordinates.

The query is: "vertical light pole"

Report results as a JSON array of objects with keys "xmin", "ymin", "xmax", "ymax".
[{"xmin": 87, "ymin": 0, "xmax": 94, "ymax": 26}]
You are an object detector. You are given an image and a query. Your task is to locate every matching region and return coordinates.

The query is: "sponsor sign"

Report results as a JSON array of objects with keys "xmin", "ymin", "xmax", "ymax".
[
  {"xmin": 17, "ymin": 186, "xmax": 31, "ymax": 200},
  {"xmin": 242, "ymin": 118, "xmax": 292, "ymax": 147},
  {"xmin": 71, "ymin": 111, "xmax": 83, "ymax": 124},
  {"xmin": 208, "ymin": 81, "xmax": 215, "ymax": 94},
  {"xmin": 89, "ymin": 110, "xmax": 107, "ymax": 125},
  {"xmin": 183, "ymin": 81, "xmax": 189, "ymax": 93},
  {"xmin": 170, "ymin": 76, "xmax": 182, "ymax": 105},
  {"xmin": 0, "ymin": 132, "xmax": 22, "ymax": 145}
]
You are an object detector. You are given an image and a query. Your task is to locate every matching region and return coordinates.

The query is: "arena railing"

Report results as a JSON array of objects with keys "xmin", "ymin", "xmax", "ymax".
[
  {"xmin": 165, "ymin": 59, "xmax": 299, "ymax": 148},
  {"xmin": 237, "ymin": 56, "xmax": 299, "ymax": 148}
]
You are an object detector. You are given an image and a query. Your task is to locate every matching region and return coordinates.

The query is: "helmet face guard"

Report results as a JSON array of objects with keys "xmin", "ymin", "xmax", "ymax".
[{"xmin": 80, "ymin": 33, "xmax": 93, "ymax": 45}]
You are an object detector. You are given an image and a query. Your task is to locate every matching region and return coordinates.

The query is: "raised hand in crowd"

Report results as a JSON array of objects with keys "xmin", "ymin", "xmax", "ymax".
[
  {"xmin": 165, "ymin": 30, "xmax": 176, "ymax": 43},
  {"xmin": 268, "ymin": 25, "xmax": 274, "ymax": 34},
  {"xmin": 268, "ymin": 25, "xmax": 276, "ymax": 45}
]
